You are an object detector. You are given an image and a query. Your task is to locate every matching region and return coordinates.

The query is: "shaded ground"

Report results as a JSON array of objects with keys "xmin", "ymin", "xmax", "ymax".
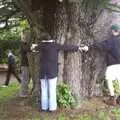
[
  {"xmin": 0, "ymin": 96, "xmax": 120, "ymax": 120},
  {"xmin": 0, "ymin": 68, "xmax": 120, "ymax": 120}
]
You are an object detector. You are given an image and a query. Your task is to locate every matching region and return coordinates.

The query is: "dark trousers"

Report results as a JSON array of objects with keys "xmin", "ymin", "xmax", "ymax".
[{"xmin": 5, "ymin": 67, "xmax": 21, "ymax": 86}]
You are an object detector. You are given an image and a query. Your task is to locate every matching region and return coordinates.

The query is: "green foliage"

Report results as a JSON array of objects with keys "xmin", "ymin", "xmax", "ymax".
[
  {"xmin": 0, "ymin": 28, "xmax": 20, "ymax": 41},
  {"xmin": 113, "ymin": 79, "xmax": 120, "ymax": 95},
  {"xmin": 57, "ymin": 114, "xmax": 69, "ymax": 120},
  {"xmin": 102, "ymin": 79, "xmax": 120, "ymax": 96},
  {"xmin": 57, "ymin": 83, "xmax": 75, "ymax": 108},
  {"xmin": 99, "ymin": 0, "xmax": 110, "ymax": 7},
  {"xmin": 77, "ymin": 115, "xmax": 92, "ymax": 120},
  {"xmin": 0, "ymin": 22, "xmax": 21, "ymax": 64},
  {"xmin": 0, "ymin": 39, "xmax": 20, "ymax": 64},
  {"xmin": 20, "ymin": 19, "xmax": 29, "ymax": 31},
  {"xmin": 111, "ymin": 108, "xmax": 120, "ymax": 120},
  {"xmin": 0, "ymin": 19, "xmax": 29, "ymax": 64},
  {"xmin": 97, "ymin": 111, "xmax": 109, "ymax": 120},
  {"xmin": 112, "ymin": 108, "xmax": 120, "ymax": 114},
  {"xmin": 0, "ymin": 19, "xmax": 29, "ymax": 40}
]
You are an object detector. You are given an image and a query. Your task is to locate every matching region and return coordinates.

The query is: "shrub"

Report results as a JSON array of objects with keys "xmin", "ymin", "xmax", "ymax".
[
  {"xmin": 102, "ymin": 79, "xmax": 120, "ymax": 96},
  {"xmin": 0, "ymin": 39, "xmax": 20, "ymax": 64},
  {"xmin": 113, "ymin": 79, "xmax": 120, "ymax": 96},
  {"xmin": 57, "ymin": 83, "xmax": 75, "ymax": 108}
]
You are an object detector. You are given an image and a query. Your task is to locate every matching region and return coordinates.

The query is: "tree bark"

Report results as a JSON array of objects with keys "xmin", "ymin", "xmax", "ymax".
[{"xmin": 16, "ymin": 0, "xmax": 116, "ymax": 105}]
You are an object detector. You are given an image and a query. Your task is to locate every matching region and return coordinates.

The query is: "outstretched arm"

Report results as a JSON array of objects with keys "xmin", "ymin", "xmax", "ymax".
[
  {"xmin": 93, "ymin": 39, "xmax": 113, "ymax": 52},
  {"xmin": 58, "ymin": 44, "xmax": 88, "ymax": 52}
]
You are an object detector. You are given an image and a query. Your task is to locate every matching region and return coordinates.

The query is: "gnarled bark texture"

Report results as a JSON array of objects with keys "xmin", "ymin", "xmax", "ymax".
[{"xmin": 15, "ymin": 0, "xmax": 119, "ymax": 104}]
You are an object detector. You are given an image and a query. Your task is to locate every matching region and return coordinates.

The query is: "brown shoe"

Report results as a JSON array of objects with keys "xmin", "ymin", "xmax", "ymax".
[
  {"xmin": 116, "ymin": 96, "xmax": 120, "ymax": 105},
  {"xmin": 104, "ymin": 96, "xmax": 116, "ymax": 106}
]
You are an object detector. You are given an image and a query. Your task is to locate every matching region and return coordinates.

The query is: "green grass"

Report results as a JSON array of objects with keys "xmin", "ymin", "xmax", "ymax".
[
  {"xmin": 0, "ymin": 82, "xmax": 20, "ymax": 102},
  {"xmin": 1, "ymin": 82, "xmax": 120, "ymax": 120}
]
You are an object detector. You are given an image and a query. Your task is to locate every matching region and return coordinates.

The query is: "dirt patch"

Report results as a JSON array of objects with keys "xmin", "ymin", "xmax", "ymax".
[
  {"xmin": 0, "ymin": 96, "xmax": 119, "ymax": 120},
  {"xmin": 0, "ymin": 98, "xmax": 37, "ymax": 120}
]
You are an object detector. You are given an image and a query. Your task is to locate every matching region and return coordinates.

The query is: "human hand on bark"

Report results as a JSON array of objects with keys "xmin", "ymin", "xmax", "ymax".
[
  {"xmin": 79, "ymin": 45, "xmax": 89, "ymax": 52},
  {"xmin": 31, "ymin": 43, "xmax": 38, "ymax": 52}
]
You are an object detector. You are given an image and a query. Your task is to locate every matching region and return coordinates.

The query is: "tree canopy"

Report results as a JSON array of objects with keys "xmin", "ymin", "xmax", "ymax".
[{"xmin": 0, "ymin": 0, "xmax": 119, "ymax": 31}]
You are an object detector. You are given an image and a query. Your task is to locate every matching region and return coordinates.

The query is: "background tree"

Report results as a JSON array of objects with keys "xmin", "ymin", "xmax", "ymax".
[{"xmin": 0, "ymin": 0, "xmax": 30, "ymax": 64}]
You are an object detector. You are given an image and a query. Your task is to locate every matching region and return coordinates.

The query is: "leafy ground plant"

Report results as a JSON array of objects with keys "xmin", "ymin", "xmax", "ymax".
[
  {"xmin": 113, "ymin": 79, "xmax": 120, "ymax": 95},
  {"xmin": 57, "ymin": 83, "xmax": 75, "ymax": 108}
]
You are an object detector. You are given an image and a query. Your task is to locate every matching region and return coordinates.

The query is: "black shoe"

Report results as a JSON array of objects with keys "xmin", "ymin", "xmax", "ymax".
[{"xmin": 39, "ymin": 109, "xmax": 48, "ymax": 112}]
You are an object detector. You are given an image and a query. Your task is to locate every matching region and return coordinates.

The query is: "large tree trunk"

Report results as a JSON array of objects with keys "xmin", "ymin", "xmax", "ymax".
[
  {"xmin": 15, "ymin": 0, "xmax": 102, "ymax": 98},
  {"xmin": 63, "ymin": 1, "xmax": 103, "ymax": 100},
  {"xmin": 16, "ymin": 0, "xmax": 119, "ymax": 106}
]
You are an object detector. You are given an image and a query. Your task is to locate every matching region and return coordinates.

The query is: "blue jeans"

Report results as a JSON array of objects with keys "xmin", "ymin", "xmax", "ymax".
[{"xmin": 40, "ymin": 77, "xmax": 57, "ymax": 111}]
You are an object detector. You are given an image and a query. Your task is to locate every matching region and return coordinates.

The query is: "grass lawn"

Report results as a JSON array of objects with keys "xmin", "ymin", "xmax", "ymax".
[
  {"xmin": 0, "ymin": 83, "xmax": 20, "ymax": 103},
  {"xmin": 0, "ymin": 82, "xmax": 120, "ymax": 120}
]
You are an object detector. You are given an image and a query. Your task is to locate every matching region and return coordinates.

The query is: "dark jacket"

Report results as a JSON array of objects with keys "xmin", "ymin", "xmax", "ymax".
[
  {"xmin": 20, "ymin": 42, "xmax": 30, "ymax": 66},
  {"xmin": 8, "ymin": 55, "xmax": 16, "ymax": 68},
  {"xmin": 36, "ymin": 42, "xmax": 79, "ymax": 79},
  {"xmin": 94, "ymin": 36, "xmax": 120, "ymax": 66}
]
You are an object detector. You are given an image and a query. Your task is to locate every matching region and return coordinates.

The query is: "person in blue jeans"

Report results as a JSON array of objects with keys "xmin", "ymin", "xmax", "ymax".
[{"xmin": 31, "ymin": 33, "xmax": 88, "ymax": 112}]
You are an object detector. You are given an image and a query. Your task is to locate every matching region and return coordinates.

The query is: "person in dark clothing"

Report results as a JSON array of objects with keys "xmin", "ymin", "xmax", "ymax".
[
  {"xmin": 31, "ymin": 33, "xmax": 88, "ymax": 112},
  {"xmin": 94, "ymin": 31, "xmax": 120, "ymax": 66},
  {"xmin": 2, "ymin": 50, "xmax": 21, "ymax": 87},
  {"xmin": 93, "ymin": 24, "xmax": 120, "ymax": 106}
]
